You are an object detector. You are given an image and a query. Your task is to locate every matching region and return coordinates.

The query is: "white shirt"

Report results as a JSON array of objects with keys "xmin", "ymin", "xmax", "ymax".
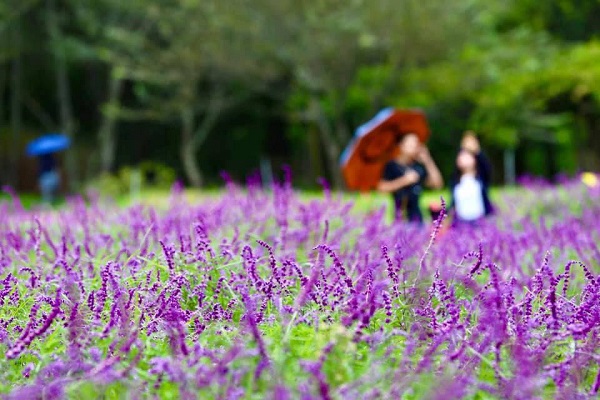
[{"xmin": 454, "ymin": 175, "xmax": 485, "ymax": 221}]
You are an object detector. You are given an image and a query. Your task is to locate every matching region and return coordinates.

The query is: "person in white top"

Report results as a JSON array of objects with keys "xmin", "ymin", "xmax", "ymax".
[{"xmin": 451, "ymin": 149, "xmax": 487, "ymax": 223}]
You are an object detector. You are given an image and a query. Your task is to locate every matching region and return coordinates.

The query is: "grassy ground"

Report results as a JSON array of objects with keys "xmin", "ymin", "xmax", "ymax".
[{"xmin": 1, "ymin": 185, "xmax": 513, "ymax": 219}]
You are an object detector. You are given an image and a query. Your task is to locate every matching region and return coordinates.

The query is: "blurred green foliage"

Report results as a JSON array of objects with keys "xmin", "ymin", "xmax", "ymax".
[
  {"xmin": 1, "ymin": 0, "xmax": 600, "ymax": 191},
  {"xmin": 86, "ymin": 162, "xmax": 176, "ymax": 198}
]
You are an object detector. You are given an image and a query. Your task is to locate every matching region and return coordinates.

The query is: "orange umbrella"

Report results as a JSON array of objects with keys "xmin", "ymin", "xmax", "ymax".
[{"xmin": 340, "ymin": 108, "xmax": 430, "ymax": 191}]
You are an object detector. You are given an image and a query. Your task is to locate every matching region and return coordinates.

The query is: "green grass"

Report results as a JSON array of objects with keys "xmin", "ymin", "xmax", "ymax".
[
  {"xmin": 0, "ymin": 192, "xmax": 43, "ymax": 209},
  {"xmin": 2, "ymin": 185, "xmax": 512, "ymax": 213}
]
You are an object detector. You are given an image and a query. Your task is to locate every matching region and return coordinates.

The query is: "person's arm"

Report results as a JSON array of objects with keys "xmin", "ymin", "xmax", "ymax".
[
  {"xmin": 377, "ymin": 170, "xmax": 419, "ymax": 193},
  {"xmin": 418, "ymin": 147, "xmax": 444, "ymax": 189}
]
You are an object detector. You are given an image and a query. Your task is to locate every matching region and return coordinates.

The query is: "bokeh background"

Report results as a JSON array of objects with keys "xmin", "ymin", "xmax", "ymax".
[{"xmin": 1, "ymin": 0, "xmax": 599, "ymax": 195}]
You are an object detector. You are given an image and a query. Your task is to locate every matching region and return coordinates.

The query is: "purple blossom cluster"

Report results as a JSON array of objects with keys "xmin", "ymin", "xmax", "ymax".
[{"xmin": 0, "ymin": 177, "xmax": 598, "ymax": 399}]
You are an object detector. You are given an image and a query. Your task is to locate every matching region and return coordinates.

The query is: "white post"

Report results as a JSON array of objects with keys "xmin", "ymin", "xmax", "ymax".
[
  {"xmin": 260, "ymin": 157, "xmax": 273, "ymax": 189},
  {"xmin": 130, "ymin": 168, "xmax": 141, "ymax": 200},
  {"xmin": 504, "ymin": 148, "xmax": 516, "ymax": 185}
]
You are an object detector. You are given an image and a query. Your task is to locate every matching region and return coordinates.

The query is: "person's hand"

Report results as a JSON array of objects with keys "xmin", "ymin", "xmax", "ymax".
[
  {"xmin": 417, "ymin": 146, "xmax": 433, "ymax": 164},
  {"xmin": 404, "ymin": 169, "xmax": 420, "ymax": 185}
]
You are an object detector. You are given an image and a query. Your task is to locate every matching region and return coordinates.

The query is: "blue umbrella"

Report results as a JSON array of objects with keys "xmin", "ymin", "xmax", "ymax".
[{"xmin": 26, "ymin": 134, "xmax": 70, "ymax": 156}]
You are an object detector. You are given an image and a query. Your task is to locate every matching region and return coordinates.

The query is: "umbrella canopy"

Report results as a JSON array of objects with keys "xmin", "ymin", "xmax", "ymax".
[
  {"xmin": 340, "ymin": 108, "xmax": 430, "ymax": 191},
  {"xmin": 26, "ymin": 134, "xmax": 70, "ymax": 156}
]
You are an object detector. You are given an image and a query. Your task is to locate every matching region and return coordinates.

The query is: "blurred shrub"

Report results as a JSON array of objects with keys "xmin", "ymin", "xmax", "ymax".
[{"xmin": 86, "ymin": 162, "xmax": 176, "ymax": 198}]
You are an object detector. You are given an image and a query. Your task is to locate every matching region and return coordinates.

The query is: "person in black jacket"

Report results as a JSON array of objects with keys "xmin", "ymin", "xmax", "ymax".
[
  {"xmin": 38, "ymin": 153, "xmax": 60, "ymax": 204},
  {"xmin": 378, "ymin": 133, "xmax": 444, "ymax": 224},
  {"xmin": 448, "ymin": 132, "xmax": 494, "ymax": 224}
]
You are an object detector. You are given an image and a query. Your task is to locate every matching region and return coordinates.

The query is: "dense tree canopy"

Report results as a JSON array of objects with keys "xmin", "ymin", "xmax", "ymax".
[{"xmin": 1, "ymin": 0, "xmax": 599, "ymax": 191}]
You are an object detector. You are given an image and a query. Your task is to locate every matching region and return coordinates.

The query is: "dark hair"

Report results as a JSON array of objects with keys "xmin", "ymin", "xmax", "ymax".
[{"xmin": 396, "ymin": 132, "xmax": 418, "ymax": 144}]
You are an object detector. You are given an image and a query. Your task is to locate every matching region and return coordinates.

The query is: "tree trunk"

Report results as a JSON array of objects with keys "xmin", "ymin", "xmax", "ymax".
[
  {"xmin": 48, "ymin": 0, "xmax": 77, "ymax": 191},
  {"xmin": 180, "ymin": 109, "xmax": 203, "ymax": 187},
  {"xmin": 321, "ymin": 133, "xmax": 343, "ymax": 189},
  {"xmin": 193, "ymin": 110, "xmax": 219, "ymax": 152},
  {"xmin": 0, "ymin": 65, "xmax": 5, "ymax": 184},
  {"xmin": 9, "ymin": 23, "xmax": 22, "ymax": 189},
  {"xmin": 577, "ymin": 98, "xmax": 600, "ymax": 171},
  {"xmin": 316, "ymin": 120, "xmax": 343, "ymax": 189},
  {"xmin": 310, "ymin": 97, "xmax": 343, "ymax": 189},
  {"xmin": 98, "ymin": 73, "xmax": 123, "ymax": 174},
  {"xmin": 586, "ymin": 120, "xmax": 600, "ymax": 171},
  {"xmin": 307, "ymin": 127, "xmax": 323, "ymax": 182},
  {"xmin": 179, "ymin": 89, "xmax": 223, "ymax": 188}
]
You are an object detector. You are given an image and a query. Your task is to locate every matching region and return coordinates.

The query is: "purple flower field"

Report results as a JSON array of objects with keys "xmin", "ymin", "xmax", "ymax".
[{"xmin": 0, "ymin": 178, "xmax": 599, "ymax": 399}]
